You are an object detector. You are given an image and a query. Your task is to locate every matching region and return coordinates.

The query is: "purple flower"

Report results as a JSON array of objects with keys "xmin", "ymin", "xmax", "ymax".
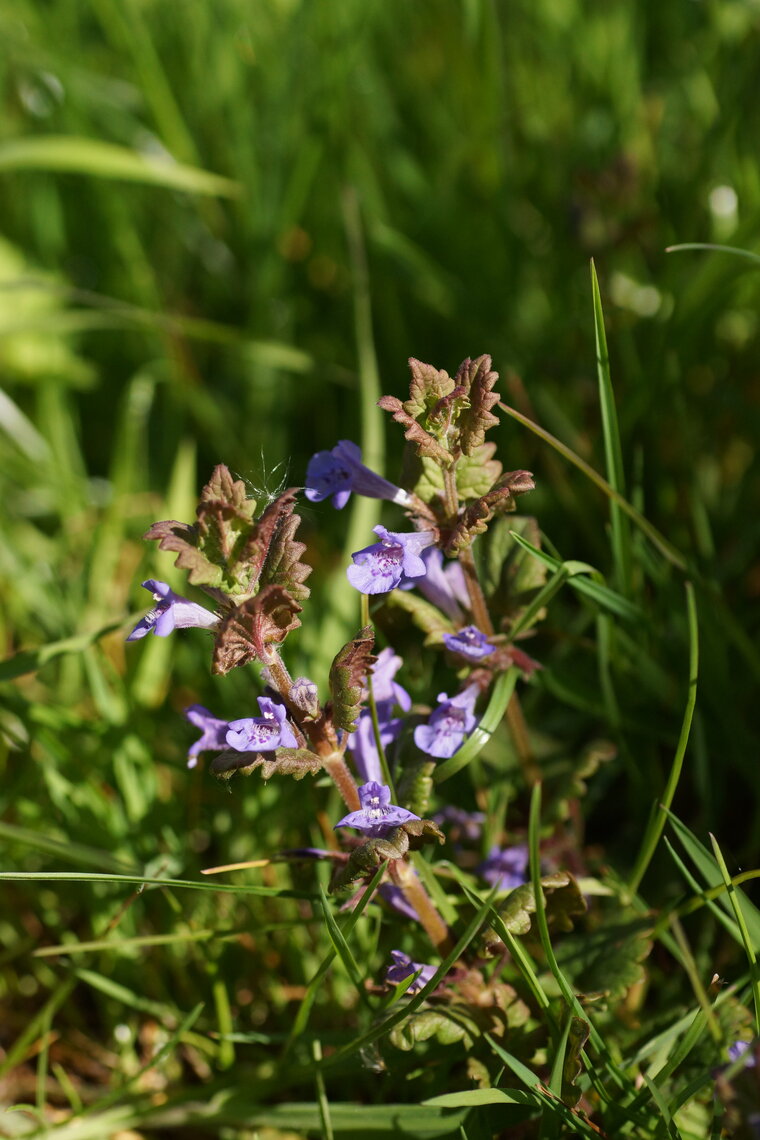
[
  {"xmin": 443, "ymin": 625, "xmax": 494, "ymax": 661},
  {"xmin": 385, "ymin": 950, "xmax": 437, "ymax": 994},
  {"xmin": 401, "ymin": 548, "xmax": 470, "ymax": 621},
  {"xmin": 290, "ymin": 676, "xmax": 320, "ymax": 718},
  {"xmin": 226, "ymin": 696, "xmax": 298, "ymax": 752},
  {"xmin": 305, "ymin": 440, "xmax": 412, "ymax": 510},
  {"xmin": 334, "ymin": 781, "xmax": 420, "ymax": 837},
  {"xmin": 728, "ymin": 1040, "xmax": 756, "ymax": 1068},
  {"xmin": 371, "ymin": 647, "xmax": 412, "ymax": 712},
  {"xmin": 185, "ymin": 705, "xmax": 230, "ymax": 769},
  {"xmin": 433, "ymin": 806, "xmax": 485, "ymax": 844},
  {"xmin": 347, "ymin": 526, "xmax": 435, "ymax": 595},
  {"xmin": 378, "ymin": 883, "xmax": 421, "ymax": 923},
  {"xmin": 127, "ymin": 580, "xmax": 218, "ymax": 641},
  {"xmin": 478, "ymin": 844, "xmax": 530, "ymax": 891},
  {"xmin": 348, "ymin": 710, "xmax": 400, "ymax": 784},
  {"xmin": 414, "ymin": 684, "xmax": 479, "ymax": 759}
]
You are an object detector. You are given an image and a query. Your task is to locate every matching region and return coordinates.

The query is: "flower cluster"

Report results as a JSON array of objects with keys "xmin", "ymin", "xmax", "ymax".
[{"xmin": 125, "ymin": 353, "xmax": 547, "ymax": 1040}]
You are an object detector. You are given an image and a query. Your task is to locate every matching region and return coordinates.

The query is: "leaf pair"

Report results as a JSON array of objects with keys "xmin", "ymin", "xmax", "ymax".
[{"xmin": 145, "ymin": 466, "xmax": 311, "ymax": 673}]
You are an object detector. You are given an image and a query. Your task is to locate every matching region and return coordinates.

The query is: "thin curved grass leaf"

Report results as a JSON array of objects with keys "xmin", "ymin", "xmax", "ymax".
[
  {"xmin": 509, "ymin": 531, "xmax": 643, "ymax": 622},
  {"xmin": 482, "ymin": 515, "xmax": 548, "ymax": 621},
  {"xmin": 0, "ymin": 135, "xmax": 241, "ymax": 197}
]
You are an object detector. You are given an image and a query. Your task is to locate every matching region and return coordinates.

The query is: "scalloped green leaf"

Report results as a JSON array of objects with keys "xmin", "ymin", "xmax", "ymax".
[
  {"xmin": 481, "ymin": 515, "xmax": 548, "ymax": 623},
  {"xmin": 481, "ymin": 872, "xmax": 586, "ymax": 953},
  {"xmin": 554, "ymin": 915, "xmax": 653, "ymax": 1005},
  {"xmin": 454, "ymin": 441, "xmax": 502, "ymax": 499}
]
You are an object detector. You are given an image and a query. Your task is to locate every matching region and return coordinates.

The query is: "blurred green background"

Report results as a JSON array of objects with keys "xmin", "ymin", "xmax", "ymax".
[{"xmin": 1, "ymin": 0, "xmax": 759, "ymax": 1127}]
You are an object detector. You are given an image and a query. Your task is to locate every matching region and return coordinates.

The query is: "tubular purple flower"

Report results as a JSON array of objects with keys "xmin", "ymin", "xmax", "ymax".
[
  {"xmin": 478, "ymin": 844, "xmax": 530, "ymax": 891},
  {"xmin": 371, "ymin": 647, "xmax": 412, "ymax": 712},
  {"xmin": 185, "ymin": 705, "xmax": 230, "ymax": 769},
  {"xmin": 414, "ymin": 684, "xmax": 479, "ymax": 759},
  {"xmin": 401, "ymin": 547, "xmax": 470, "ymax": 621},
  {"xmin": 443, "ymin": 625, "xmax": 494, "ymax": 660},
  {"xmin": 385, "ymin": 950, "xmax": 437, "ymax": 994},
  {"xmin": 378, "ymin": 883, "xmax": 421, "ymax": 923},
  {"xmin": 347, "ymin": 526, "xmax": 436, "ymax": 595},
  {"xmin": 127, "ymin": 580, "xmax": 218, "ymax": 641},
  {"xmin": 305, "ymin": 440, "xmax": 412, "ymax": 510},
  {"xmin": 347, "ymin": 710, "xmax": 400, "ymax": 784},
  {"xmin": 334, "ymin": 781, "xmax": 420, "ymax": 837},
  {"xmin": 226, "ymin": 695, "xmax": 298, "ymax": 752},
  {"xmin": 728, "ymin": 1040, "xmax": 756, "ymax": 1068},
  {"xmin": 432, "ymin": 806, "xmax": 486, "ymax": 844}
]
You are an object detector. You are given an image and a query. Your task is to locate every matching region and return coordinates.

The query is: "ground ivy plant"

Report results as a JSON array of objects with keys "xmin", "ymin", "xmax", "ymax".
[{"xmin": 125, "ymin": 354, "xmax": 754, "ymax": 1134}]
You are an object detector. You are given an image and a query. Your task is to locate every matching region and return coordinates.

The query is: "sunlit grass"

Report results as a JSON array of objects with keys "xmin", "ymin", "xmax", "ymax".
[{"xmin": 1, "ymin": 1, "xmax": 759, "ymax": 1135}]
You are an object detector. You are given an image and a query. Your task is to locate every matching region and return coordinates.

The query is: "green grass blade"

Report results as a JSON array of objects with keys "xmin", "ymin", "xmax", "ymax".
[
  {"xmin": 591, "ymin": 259, "xmax": 632, "ymax": 594},
  {"xmin": 498, "ymin": 401, "xmax": 688, "ymax": 572},
  {"xmin": 709, "ymin": 832, "xmax": 760, "ymax": 1034},
  {"xmin": 508, "ymin": 565, "xmax": 569, "ymax": 641},
  {"xmin": 666, "ymin": 242, "xmax": 760, "ymax": 266},
  {"xmin": 320, "ymin": 882, "xmax": 503, "ymax": 1071},
  {"xmin": 285, "ymin": 865, "xmax": 386, "ymax": 1050},
  {"xmin": 319, "ymin": 884, "xmax": 373, "ymax": 1009},
  {"xmin": 508, "ymin": 532, "xmax": 642, "ymax": 622},
  {"xmin": 641, "ymin": 1072, "xmax": 683, "ymax": 1139},
  {"xmin": 484, "ymin": 1037, "xmax": 599, "ymax": 1138},
  {"xmin": 0, "ymin": 978, "xmax": 75, "ymax": 1080},
  {"xmin": 311, "ymin": 1040, "xmax": 334, "ymax": 1140},
  {"xmin": 0, "ymin": 870, "xmax": 317, "ymax": 900},
  {"xmin": 443, "ymin": 863, "xmax": 552, "ymax": 1015},
  {"xmin": 0, "ymin": 821, "xmax": 133, "ymax": 872},
  {"xmin": 0, "ymin": 136, "xmax": 240, "ymax": 197},
  {"xmin": 0, "ymin": 622, "xmax": 123, "ymax": 682},
  {"xmin": 627, "ymin": 582, "xmax": 699, "ymax": 897},
  {"xmin": 665, "ymin": 813, "xmax": 760, "ymax": 945}
]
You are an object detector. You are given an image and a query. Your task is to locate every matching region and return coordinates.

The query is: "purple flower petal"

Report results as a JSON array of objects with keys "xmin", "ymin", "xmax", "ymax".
[
  {"xmin": 347, "ymin": 710, "xmax": 400, "ymax": 784},
  {"xmin": 371, "ymin": 647, "xmax": 412, "ymax": 712},
  {"xmin": 413, "ymin": 684, "xmax": 479, "ymax": 759},
  {"xmin": 185, "ymin": 705, "xmax": 230, "ymax": 769},
  {"xmin": 385, "ymin": 950, "xmax": 437, "ymax": 994},
  {"xmin": 432, "ymin": 806, "xmax": 485, "ymax": 844},
  {"xmin": 400, "ymin": 548, "xmax": 470, "ymax": 621},
  {"xmin": 305, "ymin": 440, "xmax": 412, "ymax": 510},
  {"xmin": 334, "ymin": 781, "xmax": 420, "ymax": 837},
  {"xmin": 226, "ymin": 695, "xmax": 298, "ymax": 752},
  {"xmin": 347, "ymin": 527, "xmax": 435, "ymax": 595},
  {"xmin": 127, "ymin": 580, "xmax": 218, "ymax": 641},
  {"xmin": 443, "ymin": 625, "xmax": 495, "ymax": 661},
  {"xmin": 378, "ymin": 883, "xmax": 421, "ymax": 923},
  {"xmin": 478, "ymin": 844, "xmax": 530, "ymax": 891},
  {"xmin": 729, "ymin": 1040, "xmax": 756, "ymax": 1068}
]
